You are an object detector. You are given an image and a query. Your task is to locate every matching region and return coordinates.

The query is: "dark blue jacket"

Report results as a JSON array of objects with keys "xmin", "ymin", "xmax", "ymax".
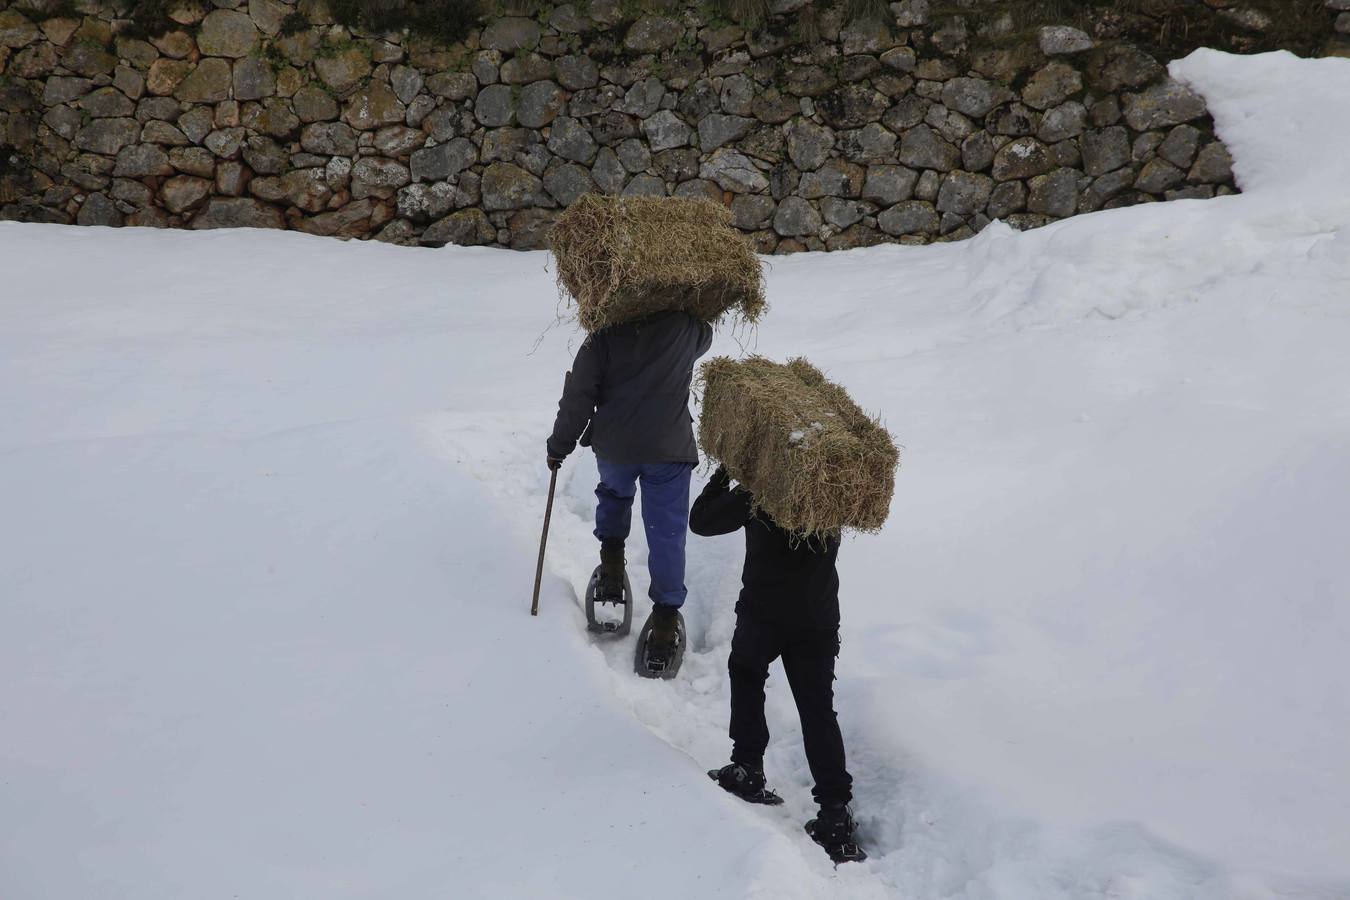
[{"xmin": 547, "ymin": 311, "xmax": 714, "ymax": 465}]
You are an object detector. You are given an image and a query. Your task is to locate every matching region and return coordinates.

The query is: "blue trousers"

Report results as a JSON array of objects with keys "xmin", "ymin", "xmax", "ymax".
[{"xmin": 593, "ymin": 460, "xmax": 694, "ymax": 609}]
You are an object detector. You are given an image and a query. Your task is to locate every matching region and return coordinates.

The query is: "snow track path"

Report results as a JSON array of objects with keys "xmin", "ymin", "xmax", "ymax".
[
  {"xmin": 425, "ymin": 425, "xmax": 899, "ymax": 897},
  {"xmin": 3, "ymin": 49, "xmax": 1350, "ymax": 900},
  {"xmin": 422, "ymin": 420, "xmax": 1282, "ymax": 900}
]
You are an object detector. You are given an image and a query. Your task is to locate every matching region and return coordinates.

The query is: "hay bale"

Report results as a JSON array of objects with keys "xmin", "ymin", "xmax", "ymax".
[
  {"xmin": 549, "ymin": 194, "xmax": 767, "ymax": 333},
  {"xmin": 698, "ymin": 356, "xmax": 899, "ymax": 537}
]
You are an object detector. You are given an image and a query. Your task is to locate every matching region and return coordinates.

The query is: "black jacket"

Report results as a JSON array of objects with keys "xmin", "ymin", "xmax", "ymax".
[
  {"xmin": 547, "ymin": 311, "xmax": 714, "ymax": 465},
  {"xmin": 689, "ymin": 467, "xmax": 841, "ymax": 630}
]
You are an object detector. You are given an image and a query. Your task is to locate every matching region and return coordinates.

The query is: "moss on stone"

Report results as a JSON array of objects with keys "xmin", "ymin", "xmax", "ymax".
[{"xmin": 260, "ymin": 41, "xmax": 289, "ymax": 72}]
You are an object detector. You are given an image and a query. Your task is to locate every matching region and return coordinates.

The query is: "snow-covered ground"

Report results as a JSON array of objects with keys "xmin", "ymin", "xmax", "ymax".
[{"xmin": 3, "ymin": 50, "xmax": 1348, "ymax": 899}]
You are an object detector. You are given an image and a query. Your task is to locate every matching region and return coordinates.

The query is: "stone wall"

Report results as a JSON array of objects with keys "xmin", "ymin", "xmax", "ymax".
[{"xmin": 7, "ymin": 0, "xmax": 1331, "ymax": 251}]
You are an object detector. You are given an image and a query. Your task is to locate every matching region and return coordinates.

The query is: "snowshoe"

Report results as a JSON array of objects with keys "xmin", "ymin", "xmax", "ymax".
[
  {"xmin": 634, "ymin": 605, "xmax": 685, "ymax": 679},
  {"xmin": 707, "ymin": 763, "xmax": 784, "ymax": 806},
  {"xmin": 584, "ymin": 544, "xmax": 632, "ymax": 636},
  {"xmin": 805, "ymin": 805, "xmax": 867, "ymax": 865}
]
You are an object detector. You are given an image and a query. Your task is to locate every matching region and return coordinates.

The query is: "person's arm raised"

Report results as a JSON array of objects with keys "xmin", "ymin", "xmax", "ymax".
[{"xmin": 689, "ymin": 466, "xmax": 753, "ymax": 536}]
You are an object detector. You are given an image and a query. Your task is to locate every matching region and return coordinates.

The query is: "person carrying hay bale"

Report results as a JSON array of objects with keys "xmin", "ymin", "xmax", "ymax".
[
  {"xmin": 692, "ymin": 357, "xmax": 898, "ymax": 865},
  {"xmin": 691, "ymin": 465, "xmax": 867, "ymax": 864},
  {"xmin": 545, "ymin": 196, "xmax": 764, "ymax": 677}
]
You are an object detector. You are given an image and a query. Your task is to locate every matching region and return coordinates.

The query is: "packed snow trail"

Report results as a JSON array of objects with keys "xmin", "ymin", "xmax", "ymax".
[{"xmin": 3, "ymin": 50, "xmax": 1350, "ymax": 900}]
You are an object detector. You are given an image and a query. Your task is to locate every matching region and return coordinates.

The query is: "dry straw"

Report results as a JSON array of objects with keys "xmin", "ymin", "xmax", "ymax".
[
  {"xmin": 699, "ymin": 356, "xmax": 900, "ymax": 538},
  {"xmin": 549, "ymin": 194, "xmax": 767, "ymax": 333}
]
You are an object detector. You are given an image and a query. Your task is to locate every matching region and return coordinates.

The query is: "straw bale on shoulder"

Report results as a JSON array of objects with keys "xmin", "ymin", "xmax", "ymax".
[
  {"xmin": 549, "ymin": 194, "xmax": 766, "ymax": 333},
  {"xmin": 698, "ymin": 356, "xmax": 899, "ymax": 537}
]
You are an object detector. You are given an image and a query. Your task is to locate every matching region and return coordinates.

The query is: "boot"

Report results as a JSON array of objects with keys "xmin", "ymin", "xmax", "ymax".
[
  {"xmin": 596, "ymin": 541, "xmax": 625, "ymax": 602},
  {"xmin": 707, "ymin": 762, "xmax": 784, "ymax": 805},
  {"xmin": 805, "ymin": 803, "xmax": 867, "ymax": 864},
  {"xmin": 644, "ymin": 604, "xmax": 680, "ymax": 664}
]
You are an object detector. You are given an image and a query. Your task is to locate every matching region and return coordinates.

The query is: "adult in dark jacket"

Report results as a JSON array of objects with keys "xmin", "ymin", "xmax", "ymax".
[
  {"xmin": 690, "ymin": 465, "xmax": 864, "ymax": 863},
  {"xmin": 547, "ymin": 310, "xmax": 714, "ymax": 664}
]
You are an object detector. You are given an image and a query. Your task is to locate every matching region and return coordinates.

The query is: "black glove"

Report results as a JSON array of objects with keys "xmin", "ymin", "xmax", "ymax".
[
  {"xmin": 710, "ymin": 465, "xmax": 731, "ymax": 488},
  {"xmin": 547, "ymin": 455, "xmax": 564, "ymax": 471}
]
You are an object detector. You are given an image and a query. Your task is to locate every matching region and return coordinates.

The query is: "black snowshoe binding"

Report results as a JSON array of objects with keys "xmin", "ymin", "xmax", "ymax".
[
  {"xmin": 707, "ymin": 763, "xmax": 784, "ymax": 806},
  {"xmin": 805, "ymin": 805, "xmax": 867, "ymax": 865},
  {"xmin": 634, "ymin": 604, "xmax": 685, "ymax": 679},
  {"xmin": 585, "ymin": 543, "xmax": 632, "ymax": 636}
]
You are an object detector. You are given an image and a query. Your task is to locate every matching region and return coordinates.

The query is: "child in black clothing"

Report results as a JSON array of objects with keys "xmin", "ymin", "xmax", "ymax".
[{"xmin": 689, "ymin": 465, "xmax": 865, "ymax": 864}]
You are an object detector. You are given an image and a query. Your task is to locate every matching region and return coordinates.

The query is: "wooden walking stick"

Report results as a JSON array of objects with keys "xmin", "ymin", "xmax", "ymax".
[{"xmin": 531, "ymin": 467, "xmax": 559, "ymax": 616}]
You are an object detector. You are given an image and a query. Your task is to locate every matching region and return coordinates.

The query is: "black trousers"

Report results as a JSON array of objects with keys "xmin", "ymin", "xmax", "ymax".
[{"xmin": 727, "ymin": 609, "xmax": 852, "ymax": 806}]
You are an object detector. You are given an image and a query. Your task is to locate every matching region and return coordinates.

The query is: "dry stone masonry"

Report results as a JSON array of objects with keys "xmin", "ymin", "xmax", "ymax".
[{"xmin": 1, "ymin": 0, "xmax": 1336, "ymax": 250}]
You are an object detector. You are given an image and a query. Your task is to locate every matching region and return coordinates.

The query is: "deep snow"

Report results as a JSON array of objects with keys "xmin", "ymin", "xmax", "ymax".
[{"xmin": 2, "ymin": 50, "xmax": 1348, "ymax": 900}]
